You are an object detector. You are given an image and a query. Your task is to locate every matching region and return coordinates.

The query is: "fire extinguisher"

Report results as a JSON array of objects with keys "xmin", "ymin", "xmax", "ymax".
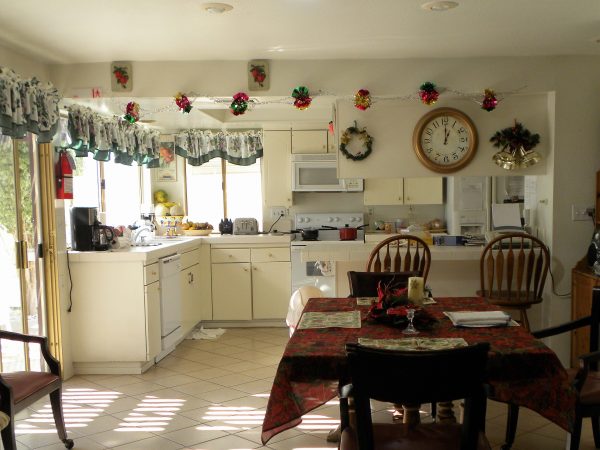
[{"xmin": 56, "ymin": 150, "xmax": 74, "ymax": 200}]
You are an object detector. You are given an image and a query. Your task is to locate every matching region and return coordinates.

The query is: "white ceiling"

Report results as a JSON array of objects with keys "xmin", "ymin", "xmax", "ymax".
[{"xmin": 0, "ymin": 0, "xmax": 599, "ymax": 64}]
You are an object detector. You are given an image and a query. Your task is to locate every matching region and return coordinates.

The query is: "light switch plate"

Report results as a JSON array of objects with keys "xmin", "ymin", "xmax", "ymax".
[{"xmin": 572, "ymin": 204, "xmax": 593, "ymax": 221}]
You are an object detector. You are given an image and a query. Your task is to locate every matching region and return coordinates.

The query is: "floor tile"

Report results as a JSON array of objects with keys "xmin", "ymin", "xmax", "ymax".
[
  {"xmin": 232, "ymin": 379, "xmax": 275, "ymax": 395},
  {"xmin": 267, "ymin": 432, "xmax": 338, "ymax": 449},
  {"xmin": 34, "ymin": 436, "xmax": 106, "ymax": 449},
  {"xmin": 112, "ymin": 435, "xmax": 184, "ymax": 449},
  {"xmin": 195, "ymin": 387, "xmax": 250, "ymax": 403},
  {"xmin": 87, "ymin": 429, "xmax": 155, "ymax": 448},
  {"xmin": 160, "ymin": 424, "xmax": 228, "ymax": 446},
  {"xmin": 184, "ymin": 433, "xmax": 260, "ymax": 449},
  {"xmin": 186, "ymin": 367, "xmax": 234, "ymax": 380},
  {"xmin": 209, "ymin": 373, "xmax": 257, "ymax": 387},
  {"xmin": 172, "ymin": 380, "xmax": 223, "ymax": 396},
  {"xmin": 152, "ymin": 374, "xmax": 199, "ymax": 388}
]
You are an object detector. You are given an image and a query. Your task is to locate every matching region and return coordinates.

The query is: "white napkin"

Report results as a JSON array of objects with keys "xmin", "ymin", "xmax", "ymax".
[{"xmin": 444, "ymin": 311, "xmax": 511, "ymax": 327}]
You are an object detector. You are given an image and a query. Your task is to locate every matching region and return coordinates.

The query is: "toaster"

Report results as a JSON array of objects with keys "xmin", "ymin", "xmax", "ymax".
[{"xmin": 233, "ymin": 218, "xmax": 259, "ymax": 235}]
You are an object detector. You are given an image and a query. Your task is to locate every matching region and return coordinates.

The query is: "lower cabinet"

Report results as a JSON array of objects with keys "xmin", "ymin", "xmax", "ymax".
[
  {"xmin": 144, "ymin": 281, "xmax": 162, "ymax": 361},
  {"xmin": 180, "ymin": 262, "xmax": 202, "ymax": 334},
  {"xmin": 211, "ymin": 245, "xmax": 291, "ymax": 320}
]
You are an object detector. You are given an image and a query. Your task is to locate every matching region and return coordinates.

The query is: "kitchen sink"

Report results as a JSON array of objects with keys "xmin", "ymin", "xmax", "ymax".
[{"xmin": 131, "ymin": 242, "xmax": 163, "ymax": 247}]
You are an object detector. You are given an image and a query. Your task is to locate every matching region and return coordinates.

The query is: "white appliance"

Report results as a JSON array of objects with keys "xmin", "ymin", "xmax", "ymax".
[
  {"xmin": 157, "ymin": 254, "xmax": 182, "ymax": 361},
  {"xmin": 292, "ymin": 154, "xmax": 363, "ymax": 192},
  {"xmin": 445, "ymin": 176, "xmax": 491, "ymax": 236},
  {"xmin": 291, "ymin": 212, "xmax": 365, "ymax": 297}
]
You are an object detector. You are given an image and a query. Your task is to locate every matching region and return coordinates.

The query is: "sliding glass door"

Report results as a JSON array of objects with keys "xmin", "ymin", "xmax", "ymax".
[{"xmin": 0, "ymin": 134, "xmax": 45, "ymax": 371}]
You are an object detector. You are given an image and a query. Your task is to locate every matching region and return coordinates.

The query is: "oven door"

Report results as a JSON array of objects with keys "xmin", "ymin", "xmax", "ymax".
[{"xmin": 291, "ymin": 245, "xmax": 336, "ymax": 296}]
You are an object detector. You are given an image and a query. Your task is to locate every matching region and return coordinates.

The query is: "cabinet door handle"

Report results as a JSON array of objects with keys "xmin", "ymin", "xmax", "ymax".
[
  {"xmin": 406, "ymin": 196, "xmax": 410, "ymax": 201},
  {"xmin": 253, "ymin": 266, "xmax": 257, "ymax": 271},
  {"xmin": 268, "ymin": 253, "xmax": 273, "ymax": 257},
  {"xmin": 244, "ymin": 267, "xmax": 249, "ymax": 272}
]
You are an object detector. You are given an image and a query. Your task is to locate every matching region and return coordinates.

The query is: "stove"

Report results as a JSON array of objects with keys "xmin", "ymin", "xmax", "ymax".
[{"xmin": 292, "ymin": 212, "xmax": 366, "ymax": 244}]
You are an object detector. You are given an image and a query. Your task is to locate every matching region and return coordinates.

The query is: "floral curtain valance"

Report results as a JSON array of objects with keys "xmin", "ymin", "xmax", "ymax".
[
  {"xmin": 0, "ymin": 67, "xmax": 61, "ymax": 143},
  {"xmin": 65, "ymin": 104, "xmax": 161, "ymax": 166},
  {"xmin": 174, "ymin": 129, "xmax": 263, "ymax": 166}
]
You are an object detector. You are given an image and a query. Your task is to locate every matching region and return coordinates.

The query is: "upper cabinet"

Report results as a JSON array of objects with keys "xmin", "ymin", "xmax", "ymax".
[
  {"xmin": 263, "ymin": 130, "xmax": 292, "ymax": 207},
  {"xmin": 291, "ymin": 130, "xmax": 329, "ymax": 154},
  {"xmin": 364, "ymin": 177, "xmax": 443, "ymax": 205}
]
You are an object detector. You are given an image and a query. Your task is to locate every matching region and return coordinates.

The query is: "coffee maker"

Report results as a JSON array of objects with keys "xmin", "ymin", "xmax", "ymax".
[{"xmin": 71, "ymin": 207, "xmax": 113, "ymax": 251}]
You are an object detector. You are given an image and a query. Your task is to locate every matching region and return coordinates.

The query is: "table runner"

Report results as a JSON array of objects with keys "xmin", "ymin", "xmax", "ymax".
[{"xmin": 261, "ymin": 296, "xmax": 576, "ymax": 444}]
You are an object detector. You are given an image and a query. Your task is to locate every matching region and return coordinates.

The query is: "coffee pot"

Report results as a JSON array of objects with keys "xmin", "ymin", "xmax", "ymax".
[
  {"xmin": 219, "ymin": 218, "xmax": 233, "ymax": 235},
  {"xmin": 92, "ymin": 223, "xmax": 115, "ymax": 251}
]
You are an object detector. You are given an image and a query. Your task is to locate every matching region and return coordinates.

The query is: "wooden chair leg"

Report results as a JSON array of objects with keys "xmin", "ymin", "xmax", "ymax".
[
  {"xmin": 520, "ymin": 310, "xmax": 530, "ymax": 332},
  {"xmin": 591, "ymin": 415, "xmax": 600, "ymax": 448},
  {"xmin": 0, "ymin": 410, "xmax": 17, "ymax": 450},
  {"xmin": 501, "ymin": 403, "xmax": 519, "ymax": 450},
  {"xmin": 567, "ymin": 416, "xmax": 583, "ymax": 450},
  {"xmin": 50, "ymin": 389, "xmax": 73, "ymax": 449}
]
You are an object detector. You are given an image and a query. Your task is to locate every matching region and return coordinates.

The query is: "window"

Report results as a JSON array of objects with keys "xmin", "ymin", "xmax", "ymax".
[{"xmin": 186, "ymin": 159, "xmax": 263, "ymax": 228}]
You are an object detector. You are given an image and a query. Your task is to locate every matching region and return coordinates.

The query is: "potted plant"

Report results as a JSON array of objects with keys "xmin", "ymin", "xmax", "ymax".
[{"xmin": 489, "ymin": 120, "xmax": 541, "ymax": 170}]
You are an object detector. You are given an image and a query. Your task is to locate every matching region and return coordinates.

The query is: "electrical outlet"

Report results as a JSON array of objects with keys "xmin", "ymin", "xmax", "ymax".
[
  {"xmin": 572, "ymin": 204, "xmax": 593, "ymax": 221},
  {"xmin": 271, "ymin": 207, "xmax": 286, "ymax": 219},
  {"xmin": 367, "ymin": 207, "xmax": 374, "ymax": 216}
]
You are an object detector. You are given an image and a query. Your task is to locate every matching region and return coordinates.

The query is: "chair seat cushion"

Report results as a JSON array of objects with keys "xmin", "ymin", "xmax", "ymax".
[
  {"xmin": 340, "ymin": 423, "xmax": 491, "ymax": 450},
  {"xmin": 567, "ymin": 368, "xmax": 600, "ymax": 406},
  {"xmin": 1, "ymin": 371, "xmax": 59, "ymax": 404}
]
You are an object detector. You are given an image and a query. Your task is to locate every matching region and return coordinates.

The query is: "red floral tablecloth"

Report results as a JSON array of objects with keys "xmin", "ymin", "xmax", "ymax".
[{"xmin": 261, "ymin": 297, "xmax": 576, "ymax": 444}]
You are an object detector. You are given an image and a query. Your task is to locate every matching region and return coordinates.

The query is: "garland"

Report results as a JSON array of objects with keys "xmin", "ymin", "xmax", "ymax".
[{"xmin": 339, "ymin": 122, "xmax": 373, "ymax": 161}]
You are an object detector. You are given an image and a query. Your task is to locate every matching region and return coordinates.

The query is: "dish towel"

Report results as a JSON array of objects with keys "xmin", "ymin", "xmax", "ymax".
[{"xmin": 444, "ymin": 311, "xmax": 511, "ymax": 327}]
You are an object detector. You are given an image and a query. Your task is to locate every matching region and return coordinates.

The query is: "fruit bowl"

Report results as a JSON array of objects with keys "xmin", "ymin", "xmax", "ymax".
[{"xmin": 183, "ymin": 229, "xmax": 212, "ymax": 236}]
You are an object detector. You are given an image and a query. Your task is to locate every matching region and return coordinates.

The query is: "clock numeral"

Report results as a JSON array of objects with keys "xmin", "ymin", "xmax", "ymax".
[
  {"xmin": 458, "ymin": 127, "xmax": 466, "ymax": 134},
  {"xmin": 441, "ymin": 116, "xmax": 449, "ymax": 125},
  {"xmin": 451, "ymin": 120, "xmax": 457, "ymax": 128},
  {"xmin": 434, "ymin": 153, "xmax": 442, "ymax": 161},
  {"xmin": 423, "ymin": 138, "xmax": 431, "ymax": 144},
  {"xmin": 432, "ymin": 120, "xmax": 440, "ymax": 128},
  {"xmin": 458, "ymin": 146, "xmax": 466, "ymax": 152},
  {"xmin": 425, "ymin": 128, "xmax": 433, "ymax": 136},
  {"xmin": 425, "ymin": 147, "xmax": 433, "ymax": 153},
  {"xmin": 452, "ymin": 152, "xmax": 459, "ymax": 160},
  {"xmin": 443, "ymin": 155, "xmax": 450, "ymax": 163},
  {"xmin": 459, "ymin": 137, "xmax": 466, "ymax": 143}
]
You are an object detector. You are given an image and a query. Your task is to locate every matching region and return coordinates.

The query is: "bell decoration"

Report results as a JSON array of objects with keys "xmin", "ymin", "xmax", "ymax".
[
  {"xmin": 123, "ymin": 101, "xmax": 140, "ymax": 123},
  {"xmin": 481, "ymin": 89, "xmax": 499, "ymax": 112},
  {"xmin": 354, "ymin": 89, "xmax": 372, "ymax": 110},
  {"xmin": 419, "ymin": 81, "xmax": 439, "ymax": 106},
  {"xmin": 490, "ymin": 120, "xmax": 541, "ymax": 170},
  {"xmin": 230, "ymin": 92, "xmax": 249, "ymax": 116},
  {"xmin": 175, "ymin": 92, "xmax": 193, "ymax": 113},
  {"xmin": 292, "ymin": 86, "xmax": 312, "ymax": 110}
]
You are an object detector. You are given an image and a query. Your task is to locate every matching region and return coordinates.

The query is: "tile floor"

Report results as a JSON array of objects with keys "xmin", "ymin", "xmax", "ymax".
[{"xmin": 10, "ymin": 327, "xmax": 598, "ymax": 450}]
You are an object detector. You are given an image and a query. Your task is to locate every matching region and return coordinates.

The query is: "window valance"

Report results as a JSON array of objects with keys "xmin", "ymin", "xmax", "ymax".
[
  {"xmin": 0, "ymin": 67, "xmax": 61, "ymax": 143},
  {"xmin": 174, "ymin": 129, "xmax": 263, "ymax": 166},
  {"xmin": 65, "ymin": 104, "xmax": 161, "ymax": 166}
]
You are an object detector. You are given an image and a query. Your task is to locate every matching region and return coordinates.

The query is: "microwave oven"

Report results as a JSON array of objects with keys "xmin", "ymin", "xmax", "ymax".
[{"xmin": 291, "ymin": 154, "xmax": 363, "ymax": 192}]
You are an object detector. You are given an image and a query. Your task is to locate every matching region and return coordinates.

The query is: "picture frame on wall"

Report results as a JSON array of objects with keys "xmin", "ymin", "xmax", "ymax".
[
  {"xmin": 248, "ymin": 60, "xmax": 269, "ymax": 91},
  {"xmin": 111, "ymin": 61, "xmax": 133, "ymax": 92},
  {"xmin": 156, "ymin": 142, "xmax": 177, "ymax": 182}
]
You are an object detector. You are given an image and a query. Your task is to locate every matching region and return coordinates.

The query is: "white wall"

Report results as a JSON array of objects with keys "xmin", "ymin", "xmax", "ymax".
[
  {"xmin": 48, "ymin": 56, "xmax": 600, "ymax": 365},
  {"xmin": 0, "ymin": 43, "xmax": 50, "ymax": 80}
]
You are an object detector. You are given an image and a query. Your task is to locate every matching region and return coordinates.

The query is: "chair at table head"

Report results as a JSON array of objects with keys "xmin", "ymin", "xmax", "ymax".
[
  {"xmin": 286, "ymin": 285, "xmax": 323, "ymax": 336},
  {"xmin": 478, "ymin": 232, "xmax": 550, "ymax": 331},
  {"xmin": 366, "ymin": 234, "xmax": 431, "ymax": 283},
  {"xmin": 340, "ymin": 342, "xmax": 491, "ymax": 450},
  {"xmin": 347, "ymin": 271, "xmax": 419, "ymax": 297}
]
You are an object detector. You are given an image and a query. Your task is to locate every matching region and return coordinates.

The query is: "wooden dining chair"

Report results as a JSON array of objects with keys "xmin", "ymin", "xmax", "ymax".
[
  {"xmin": 0, "ymin": 330, "xmax": 74, "ymax": 450},
  {"xmin": 347, "ymin": 270, "xmax": 419, "ymax": 298},
  {"xmin": 339, "ymin": 342, "xmax": 492, "ymax": 450},
  {"xmin": 478, "ymin": 232, "xmax": 550, "ymax": 331},
  {"xmin": 502, "ymin": 286, "xmax": 600, "ymax": 450},
  {"xmin": 366, "ymin": 234, "xmax": 431, "ymax": 283}
]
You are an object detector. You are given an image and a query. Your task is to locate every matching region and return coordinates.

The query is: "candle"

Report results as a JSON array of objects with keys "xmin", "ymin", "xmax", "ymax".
[{"xmin": 408, "ymin": 277, "xmax": 425, "ymax": 305}]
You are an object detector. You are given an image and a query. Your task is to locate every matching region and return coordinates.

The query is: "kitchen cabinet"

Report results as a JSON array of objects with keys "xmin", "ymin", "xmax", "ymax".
[
  {"xmin": 69, "ymin": 259, "xmax": 162, "ymax": 373},
  {"xmin": 571, "ymin": 258, "xmax": 600, "ymax": 368},
  {"xmin": 210, "ymin": 244, "xmax": 291, "ymax": 321},
  {"xmin": 263, "ymin": 130, "xmax": 292, "ymax": 208},
  {"xmin": 363, "ymin": 177, "xmax": 443, "ymax": 205},
  {"xmin": 292, "ymin": 129, "xmax": 329, "ymax": 154},
  {"xmin": 180, "ymin": 247, "xmax": 202, "ymax": 335}
]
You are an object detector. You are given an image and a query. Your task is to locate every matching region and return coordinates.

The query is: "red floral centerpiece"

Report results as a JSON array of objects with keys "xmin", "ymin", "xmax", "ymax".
[{"xmin": 367, "ymin": 280, "xmax": 436, "ymax": 329}]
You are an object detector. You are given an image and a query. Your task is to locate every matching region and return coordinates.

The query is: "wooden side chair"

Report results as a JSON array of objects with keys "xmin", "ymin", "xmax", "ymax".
[
  {"xmin": 339, "ymin": 342, "xmax": 492, "ymax": 450},
  {"xmin": 502, "ymin": 286, "xmax": 600, "ymax": 450},
  {"xmin": 478, "ymin": 232, "xmax": 550, "ymax": 331},
  {"xmin": 366, "ymin": 234, "xmax": 431, "ymax": 283},
  {"xmin": 347, "ymin": 271, "xmax": 419, "ymax": 298},
  {"xmin": 0, "ymin": 330, "xmax": 74, "ymax": 450}
]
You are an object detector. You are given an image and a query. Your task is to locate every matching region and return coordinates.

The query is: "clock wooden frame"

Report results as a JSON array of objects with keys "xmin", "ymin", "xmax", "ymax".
[{"xmin": 412, "ymin": 107, "xmax": 478, "ymax": 173}]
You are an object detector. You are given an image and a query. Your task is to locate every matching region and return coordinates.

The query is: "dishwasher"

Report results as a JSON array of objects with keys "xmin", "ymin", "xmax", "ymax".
[{"xmin": 157, "ymin": 254, "xmax": 182, "ymax": 361}]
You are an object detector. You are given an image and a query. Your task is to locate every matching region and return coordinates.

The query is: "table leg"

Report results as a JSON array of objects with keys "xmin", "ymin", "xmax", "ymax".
[
  {"xmin": 402, "ymin": 403, "xmax": 421, "ymax": 425},
  {"xmin": 328, "ymin": 395, "xmax": 356, "ymax": 443},
  {"xmin": 436, "ymin": 401, "xmax": 457, "ymax": 424}
]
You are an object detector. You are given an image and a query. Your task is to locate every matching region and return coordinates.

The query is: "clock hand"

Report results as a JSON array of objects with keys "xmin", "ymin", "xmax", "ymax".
[{"xmin": 443, "ymin": 126, "xmax": 449, "ymax": 145}]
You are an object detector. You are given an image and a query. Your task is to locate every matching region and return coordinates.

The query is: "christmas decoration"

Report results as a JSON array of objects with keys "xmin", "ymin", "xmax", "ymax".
[
  {"xmin": 328, "ymin": 121, "xmax": 334, "ymax": 134},
  {"xmin": 419, "ymin": 81, "xmax": 440, "ymax": 106},
  {"xmin": 230, "ymin": 92, "xmax": 249, "ymax": 116},
  {"xmin": 339, "ymin": 122, "xmax": 373, "ymax": 161},
  {"xmin": 249, "ymin": 64, "xmax": 267, "ymax": 87},
  {"xmin": 354, "ymin": 89, "xmax": 372, "ymax": 110},
  {"xmin": 175, "ymin": 93, "xmax": 193, "ymax": 113},
  {"xmin": 292, "ymin": 86, "xmax": 312, "ymax": 110},
  {"xmin": 481, "ymin": 89, "xmax": 499, "ymax": 112},
  {"xmin": 490, "ymin": 120, "xmax": 541, "ymax": 170},
  {"xmin": 113, "ymin": 65, "xmax": 129, "ymax": 89},
  {"xmin": 124, "ymin": 101, "xmax": 140, "ymax": 123}
]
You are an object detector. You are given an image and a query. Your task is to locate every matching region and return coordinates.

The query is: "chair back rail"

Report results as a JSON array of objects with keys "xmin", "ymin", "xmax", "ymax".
[{"xmin": 366, "ymin": 234, "xmax": 431, "ymax": 283}]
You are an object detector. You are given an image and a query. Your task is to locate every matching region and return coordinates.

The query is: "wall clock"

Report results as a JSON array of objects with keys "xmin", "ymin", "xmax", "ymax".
[{"xmin": 412, "ymin": 107, "xmax": 478, "ymax": 173}]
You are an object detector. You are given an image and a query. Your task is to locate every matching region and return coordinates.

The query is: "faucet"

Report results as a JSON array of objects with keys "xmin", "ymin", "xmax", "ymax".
[{"xmin": 132, "ymin": 225, "xmax": 154, "ymax": 245}]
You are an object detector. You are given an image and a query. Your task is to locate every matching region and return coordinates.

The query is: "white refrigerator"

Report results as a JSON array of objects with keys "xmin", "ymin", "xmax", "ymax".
[{"xmin": 445, "ymin": 176, "xmax": 491, "ymax": 236}]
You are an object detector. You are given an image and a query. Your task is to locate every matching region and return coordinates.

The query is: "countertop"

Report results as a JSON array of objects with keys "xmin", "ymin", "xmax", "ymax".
[{"xmin": 67, "ymin": 233, "xmax": 292, "ymax": 264}]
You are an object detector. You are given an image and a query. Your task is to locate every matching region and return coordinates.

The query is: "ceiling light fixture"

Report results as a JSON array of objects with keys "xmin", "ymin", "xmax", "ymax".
[
  {"xmin": 421, "ymin": 1, "xmax": 459, "ymax": 11},
  {"xmin": 202, "ymin": 2, "xmax": 233, "ymax": 14}
]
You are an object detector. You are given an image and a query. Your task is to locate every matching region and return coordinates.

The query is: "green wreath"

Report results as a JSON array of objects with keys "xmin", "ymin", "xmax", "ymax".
[{"xmin": 339, "ymin": 123, "xmax": 373, "ymax": 161}]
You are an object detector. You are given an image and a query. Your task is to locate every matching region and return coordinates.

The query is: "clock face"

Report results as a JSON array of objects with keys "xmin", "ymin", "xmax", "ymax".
[{"xmin": 413, "ymin": 108, "xmax": 478, "ymax": 173}]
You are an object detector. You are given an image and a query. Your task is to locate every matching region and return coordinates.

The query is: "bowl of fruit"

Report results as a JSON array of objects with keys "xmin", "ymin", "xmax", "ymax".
[{"xmin": 182, "ymin": 221, "xmax": 214, "ymax": 236}]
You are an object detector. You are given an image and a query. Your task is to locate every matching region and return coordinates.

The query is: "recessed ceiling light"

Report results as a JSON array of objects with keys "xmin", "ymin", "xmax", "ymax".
[
  {"xmin": 202, "ymin": 2, "xmax": 233, "ymax": 14},
  {"xmin": 421, "ymin": 1, "xmax": 459, "ymax": 11}
]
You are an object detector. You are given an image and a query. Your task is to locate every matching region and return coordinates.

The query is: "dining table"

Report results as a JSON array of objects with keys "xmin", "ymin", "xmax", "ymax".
[{"xmin": 261, "ymin": 296, "xmax": 577, "ymax": 445}]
